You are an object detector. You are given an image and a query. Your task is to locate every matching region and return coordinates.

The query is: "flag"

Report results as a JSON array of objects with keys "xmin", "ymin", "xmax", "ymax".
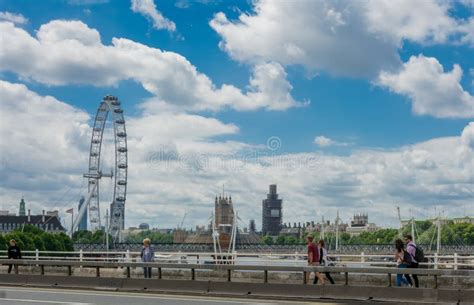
[{"xmin": 66, "ymin": 208, "xmax": 74, "ymax": 214}]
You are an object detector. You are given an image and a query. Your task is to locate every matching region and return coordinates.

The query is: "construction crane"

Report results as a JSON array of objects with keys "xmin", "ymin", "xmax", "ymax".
[
  {"xmin": 396, "ymin": 206, "xmax": 402, "ymax": 237},
  {"xmin": 177, "ymin": 213, "xmax": 187, "ymax": 230}
]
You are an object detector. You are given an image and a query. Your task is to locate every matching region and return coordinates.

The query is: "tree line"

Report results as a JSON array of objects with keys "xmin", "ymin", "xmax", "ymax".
[
  {"xmin": 263, "ymin": 221, "xmax": 474, "ymax": 246},
  {"xmin": 0, "ymin": 225, "xmax": 74, "ymax": 252}
]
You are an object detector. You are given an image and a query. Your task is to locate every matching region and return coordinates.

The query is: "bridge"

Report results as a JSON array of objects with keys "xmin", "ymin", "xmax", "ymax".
[
  {"xmin": 0, "ymin": 254, "xmax": 472, "ymax": 304},
  {"xmin": 74, "ymin": 243, "xmax": 474, "ymax": 255}
]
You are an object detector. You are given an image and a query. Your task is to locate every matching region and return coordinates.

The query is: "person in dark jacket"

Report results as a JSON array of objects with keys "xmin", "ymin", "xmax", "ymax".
[
  {"xmin": 140, "ymin": 238, "xmax": 154, "ymax": 278},
  {"xmin": 7, "ymin": 239, "xmax": 21, "ymax": 274},
  {"xmin": 313, "ymin": 239, "xmax": 335, "ymax": 284}
]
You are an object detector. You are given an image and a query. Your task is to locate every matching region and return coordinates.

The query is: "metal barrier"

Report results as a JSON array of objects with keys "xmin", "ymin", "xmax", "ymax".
[
  {"xmin": 0, "ymin": 258, "xmax": 472, "ymax": 288},
  {"xmin": 1, "ymin": 250, "xmax": 473, "ymax": 269},
  {"xmin": 1, "ymin": 259, "xmax": 473, "ymax": 304}
]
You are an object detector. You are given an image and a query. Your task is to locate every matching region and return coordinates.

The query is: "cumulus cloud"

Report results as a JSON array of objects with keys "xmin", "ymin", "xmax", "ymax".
[
  {"xmin": 131, "ymin": 0, "xmax": 176, "ymax": 32},
  {"xmin": 1, "ymin": 81, "xmax": 472, "ymax": 228},
  {"xmin": 0, "ymin": 11, "xmax": 27, "ymax": 25},
  {"xmin": 210, "ymin": 0, "xmax": 472, "ymax": 79},
  {"xmin": 209, "ymin": 0, "xmax": 473, "ymax": 118},
  {"xmin": 210, "ymin": 1, "xmax": 400, "ymax": 78},
  {"xmin": 378, "ymin": 55, "xmax": 474, "ymax": 118},
  {"xmin": 365, "ymin": 0, "xmax": 458, "ymax": 44},
  {"xmin": 314, "ymin": 135, "xmax": 349, "ymax": 147},
  {"xmin": 0, "ymin": 80, "xmax": 90, "ymax": 200},
  {"xmin": 0, "ymin": 20, "xmax": 304, "ymax": 111}
]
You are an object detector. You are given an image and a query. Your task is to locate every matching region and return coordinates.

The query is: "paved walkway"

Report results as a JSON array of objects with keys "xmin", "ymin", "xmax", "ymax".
[{"xmin": 0, "ymin": 286, "xmax": 370, "ymax": 305}]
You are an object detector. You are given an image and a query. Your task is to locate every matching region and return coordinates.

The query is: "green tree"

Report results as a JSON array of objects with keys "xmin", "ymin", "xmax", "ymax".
[
  {"xmin": 0, "ymin": 234, "xmax": 6, "ymax": 250},
  {"xmin": 262, "ymin": 235, "xmax": 273, "ymax": 245},
  {"xmin": 276, "ymin": 235, "xmax": 286, "ymax": 245}
]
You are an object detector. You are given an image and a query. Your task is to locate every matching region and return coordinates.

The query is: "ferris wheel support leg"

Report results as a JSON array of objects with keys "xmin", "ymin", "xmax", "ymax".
[{"xmin": 72, "ymin": 182, "xmax": 98, "ymax": 233}]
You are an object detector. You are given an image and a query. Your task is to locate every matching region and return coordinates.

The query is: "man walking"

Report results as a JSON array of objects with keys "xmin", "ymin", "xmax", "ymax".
[
  {"xmin": 404, "ymin": 234, "xmax": 419, "ymax": 287},
  {"xmin": 7, "ymin": 239, "xmax": 21, "ymax": 274}
]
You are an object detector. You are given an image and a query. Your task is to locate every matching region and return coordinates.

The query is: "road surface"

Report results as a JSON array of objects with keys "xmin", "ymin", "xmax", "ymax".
[{"xmin": 0, "ymin": 286, "xmax": 382, "ymax": 305}]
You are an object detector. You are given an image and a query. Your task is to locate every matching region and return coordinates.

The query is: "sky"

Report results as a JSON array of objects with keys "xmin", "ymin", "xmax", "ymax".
[{"xmin": 0, "ymin": 0, "xmax": 473, "ymax": 231}]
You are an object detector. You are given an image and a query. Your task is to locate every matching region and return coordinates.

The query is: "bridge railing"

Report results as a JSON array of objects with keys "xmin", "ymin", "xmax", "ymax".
[
  {"xmin": 0, "ymin": 258, "xmax": 472, "ymax": 289},
  {"xmin": 1, "ymin": 250, "xmax": 473, "ymax": 269}
]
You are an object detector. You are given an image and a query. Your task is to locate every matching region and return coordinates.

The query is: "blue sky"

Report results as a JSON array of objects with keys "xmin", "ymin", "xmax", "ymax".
[{"xmin": 0, "ymin": 0, "xmax": 473, "ymax": 229}]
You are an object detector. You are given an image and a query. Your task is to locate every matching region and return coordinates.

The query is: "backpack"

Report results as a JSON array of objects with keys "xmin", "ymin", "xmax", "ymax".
[
  {"xmin": 413, "ymin": 244, "xmax": 426, "ymax": 263},
  {"xmin": 402, "ymin": 250, "xmax": 413, "ymax": 265}
]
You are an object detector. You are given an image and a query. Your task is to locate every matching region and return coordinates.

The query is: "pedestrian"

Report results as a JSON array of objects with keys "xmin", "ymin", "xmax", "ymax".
[
  {"xmin": 140, "ymin": 238, "xmax": 154, "ymax": 278},
  {"xmin": 314, "ymin": 239, "xmax": 335, "ymax": 284},
  {"xmin": 394, "ymin": 239, "xmax": 412, "ymax": 287},
  {"xmin": 404, "ymin": 234, "xmax": 420, "ymax": 287},
  {"xmin": 7, "ymin": 239, "xmax": 21, "ymax": 274},
  {"xmin": 306, "ymin": 235, "xmax": 324, "ymax": 284}
]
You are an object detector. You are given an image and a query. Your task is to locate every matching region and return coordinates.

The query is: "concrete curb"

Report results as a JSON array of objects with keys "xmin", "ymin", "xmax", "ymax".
[{"xmin": 0, "ymin": 274, "xmax": 472, "ymax": 304}]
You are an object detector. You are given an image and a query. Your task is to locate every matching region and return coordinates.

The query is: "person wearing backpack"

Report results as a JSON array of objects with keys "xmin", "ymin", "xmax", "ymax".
[
  {"xmin": 404, "ymin": 234, "xmax": 422, "ymax": 287},
  {"xmin": 394, "ymin": 239, "xmax": 413, "ymax": 287}
]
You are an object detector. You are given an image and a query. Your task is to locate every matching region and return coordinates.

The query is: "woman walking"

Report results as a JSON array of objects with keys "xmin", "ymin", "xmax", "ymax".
[
  {"xmin": 306, "ymin": 235, "xmax": 324, "ymax": 284},
  {"xmin": 140, "ymin": 238, "xmax": 154, "ymax": 278},
  {"xmin": 314, "ymin": 239, "xmax": 335, "ymax": 284},
  {"xmin": 394, "ymin": 239, "xmax": 413, "ymax": 287}
]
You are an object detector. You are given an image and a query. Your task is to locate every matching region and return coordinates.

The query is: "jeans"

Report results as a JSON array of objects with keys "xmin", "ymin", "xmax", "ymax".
[
  {"xmin": 396, "ymin": 264, "xmax": 412, "ymax": 286},
  {"xmin": 8, "ymin": 264, "xmax": 18, "ymax": 274},
  {"xmin": 143, "ymin": 267, "xmax": 152, "ymax": 278},
  {"xmin": 313, "ymin": 272, "xmax": 335, "ymax": 284},
  {"xmin": 408, "ymin": 262, "xmax": 419, "ymax": 287}
]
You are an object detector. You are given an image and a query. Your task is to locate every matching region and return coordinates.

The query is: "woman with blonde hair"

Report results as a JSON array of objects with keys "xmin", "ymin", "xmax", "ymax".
[{"xmin": 140, "ymin": 238, "xmax": 154, "ymax": 278}]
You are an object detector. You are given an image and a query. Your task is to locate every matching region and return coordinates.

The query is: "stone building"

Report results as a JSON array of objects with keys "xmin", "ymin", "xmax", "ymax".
[{"xmin": 262, "ymin": 184, "xmax": 283, "ymax": 236}]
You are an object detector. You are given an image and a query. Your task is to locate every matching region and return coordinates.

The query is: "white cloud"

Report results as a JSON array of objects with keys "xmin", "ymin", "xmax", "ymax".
[
  {"xmin": 461, "ymin": 122, "xmax": 474, "ymax": 149},
  {"xmin": 131, "ymin": 0, "xmax": 176, "ymax": 32},
  {"xmin": 0, "ymin": 80, "xmax": 90, "ymax": 194},
  {"xmin": 1, "ymin": 81, "xmax": 472, "ymax": 228},
  {"xmin": 378, "ymin": 55, "xmax": 474, "ymax": 118},
  {"xmin": 0, "ymin": 20, "xmax": 304, "ymax": 111},
  {"xmin": 210, "ymin": 1, "xmax": 400, "ymax": 78},
  {"xmin": 210, "ymin": 0, "xmax": 473, "ymax": 79},
  {"xmin": 314, "ymin": 135, "xmax": 349, "ymax": 147},
  {"xmin": 314, "ymin": 136, "xmax": 333, "ymax": 147},
  {"xmin": 365, "ymin": 0, "xmax": 458, "ymax": 44},
  {"xmin": 0, "ymin": 11, "xmax": 27, "ymax": 25}
]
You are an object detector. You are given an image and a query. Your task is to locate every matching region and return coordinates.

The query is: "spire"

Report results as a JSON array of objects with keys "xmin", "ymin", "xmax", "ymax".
[{"xmin": 19, "ymin": 197, "xmax": 26, "ymax": 216}]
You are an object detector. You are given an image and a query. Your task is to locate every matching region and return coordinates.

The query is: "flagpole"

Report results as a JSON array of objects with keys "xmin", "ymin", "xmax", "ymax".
[{"xmin": 71, "ymin": 209, "xmax": 74, "ymax": 238}]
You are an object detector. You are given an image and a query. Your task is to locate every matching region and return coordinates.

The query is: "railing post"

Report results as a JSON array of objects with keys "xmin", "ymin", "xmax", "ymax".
[
  {"xmin": 96, "ymin": 266, "xmax": 100, "ymax": 277},
  {"xmin": 227, "ymin": 269, "xmax": 231, "ymax": 282},
  {"xmin": 434, "ymin": 275, "xmax": 438, "ymax": 289},
  {"xmin": 126, "ymin": 250, "xmax": 130, "ymax": 262},
  {"xmin": 434, "ymin": 253, "xmax": 438, "ymax": 269},
  {"xmin": 126, "ymin": 267, "xmax": 130, "ymax": 278},
  {"xmin": 264, "ymin": 270, "xmax": 268, "ymax": 283},
  {"xmin": 454, "ymin": 253, "xmax": 458, "ymax": 270},
  {"xmin": 68, "ymin": 265, "xmax": 72, "ymax": 276},
  {"xmin": 361, "ymin": 252, "xmax": 365, "ymax": 263},
  {"xmin": 158, "ymin": 267, "xmax": 162, "ymax": 279},
  {"xmin": 345, "ymin": 272, "xmax": 349, "ymax": 286},
  {"xmin": 191, "ymin": 268, "xmax": 195, "ymax": 280},
  {"xmin": 196, "ymin": 254, "xmax": 199, "ymax": 265},
  {"xmin": 35, "ymin": 249, "xmax": 39, "ymax": 261},
  {"xmin": 387, "ymin": 273, "xmax": 392, "ymax": 287},
  {"xmin": 79, "ymin": 249, "xmax": 83, "ymax": 270}
]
